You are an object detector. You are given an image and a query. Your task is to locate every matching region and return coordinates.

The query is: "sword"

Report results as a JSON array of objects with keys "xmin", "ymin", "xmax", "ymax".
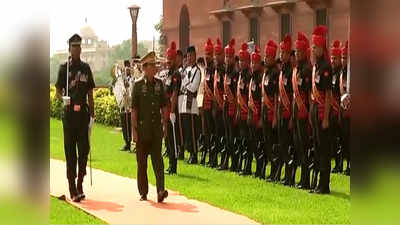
[
  {"xmin": 88, "ymin": 117, "xmax": 95, "ymax": 186},
  {"xmin": 171, "ymin": 121, "xmax": 178, "ymax": 159}
]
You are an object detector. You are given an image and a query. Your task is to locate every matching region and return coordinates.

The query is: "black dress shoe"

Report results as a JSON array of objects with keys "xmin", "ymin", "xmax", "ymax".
[
  {"xmin": 313, "ymin": 188, "xmax": 330, "ymax": 194},
  {"xmin": 140, "ymin": 195, "xmax": 147, "ymax": 201},
  {"xmin": 157, "ymin": 190, "xmax": 168, "ymax": 203},
  {"xmin": 239, "ymin": 171, "xmax": 251, "ymax": 176},
  {"xmin": 165, "ymin": 169, "xmax": 177, "ymax": 175},
  {"xmin": 344, "ymin": 168, "xmax": 350, "ymax": 176},
  {"xmin": 120, "ymin": 145, "xmax": 129, "ymax": 151},
  {"xmin": 72, "ymin": 195, "xmax": 81, "ymax": 202}
]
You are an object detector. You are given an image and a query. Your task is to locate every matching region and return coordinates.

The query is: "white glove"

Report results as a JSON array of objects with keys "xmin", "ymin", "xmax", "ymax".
[{"xmin": 170, "ymin": 113, "xmax": 176, "ymax": 124}]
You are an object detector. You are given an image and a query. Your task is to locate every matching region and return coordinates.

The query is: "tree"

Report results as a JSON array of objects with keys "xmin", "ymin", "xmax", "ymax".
[{"xmin": 154, "ymin": 16, "xmax": 166, "ymax": 56}]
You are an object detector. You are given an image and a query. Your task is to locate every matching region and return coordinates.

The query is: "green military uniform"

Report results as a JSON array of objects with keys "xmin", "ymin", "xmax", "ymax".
[{"xmin": 131, "ymin": 52, "xmax": 168, "ymax": 201}]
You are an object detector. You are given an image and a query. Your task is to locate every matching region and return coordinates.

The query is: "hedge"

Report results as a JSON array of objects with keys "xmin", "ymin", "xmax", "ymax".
[{"xmin": 50, "ymin": 85, "xmax": 121, "ymax": 127}]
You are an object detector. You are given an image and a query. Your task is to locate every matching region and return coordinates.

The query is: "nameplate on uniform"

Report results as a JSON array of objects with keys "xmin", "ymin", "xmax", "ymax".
[{"xmin": 73, "ymin": 105, "xmax": 81, "ymax": 112}]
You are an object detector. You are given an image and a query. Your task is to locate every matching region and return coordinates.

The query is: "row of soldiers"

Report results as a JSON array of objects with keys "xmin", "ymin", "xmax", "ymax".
[{"xmin": 123, "ymin": 25, "xmax": 350, "ymax": 195}]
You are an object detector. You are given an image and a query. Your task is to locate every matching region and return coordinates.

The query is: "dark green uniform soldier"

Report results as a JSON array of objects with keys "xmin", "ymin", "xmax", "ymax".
[
  {"xmin": 55, "ymin": 34, "xmax": 95, "ymax": 202},
  {"xmin": 131, "ymin": 51, "xmax": 169, "ymax": 202}
]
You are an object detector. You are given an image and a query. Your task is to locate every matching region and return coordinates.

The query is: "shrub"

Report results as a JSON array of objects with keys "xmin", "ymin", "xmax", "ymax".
[{"xmin": 50, "ymin": 85, "xmax": 121, "ymax": 127}]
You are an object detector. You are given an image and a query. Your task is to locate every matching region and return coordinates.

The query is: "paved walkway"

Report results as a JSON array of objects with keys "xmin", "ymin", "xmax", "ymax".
[{"xmin": 50, "ymin": 159, "xmax": 258, "ymax": 224}]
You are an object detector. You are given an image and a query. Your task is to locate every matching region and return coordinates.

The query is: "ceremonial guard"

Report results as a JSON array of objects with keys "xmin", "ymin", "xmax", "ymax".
[
  {"xmin": 131, "ymin": 51, "xmax": 169, "ymax": 202},
  {"xmin": 292, "ymin": 32, "xmax": 312, "ymax": 188},
  {"xmin": 235, "ymin": 42, "xmax": 251, "ymax": 173},
  {"xmin": 310, "ymin": 25, "xmax": 333, "ymax": 194},
  {"xmin": 119, "ymin": 60, "xmax": 134, "ymax": 152},
  {"xmin": 246, "ymin": 46, "xmax": 263, "ymax": 177},
  {"xmin": 330, "ymin": 40, "xmax": 343, "ymax": 174},
  {"xmin": 178, "ymin": 46, "xmax": 201, "ymax": 164},
  {"xmin": 262, "ymin": 40, "xmax": 279, "ymax": 181},
  {"xmin": 164, "ymin": 42, "xmax": 182, "ymax": 174},
  {"xmin": 200, "ymin": 39, "xmax": 216, "ymax": 165},
  {"xmin": 220, "ymin": 38, "xmax": 238, "ymax": 170},
  {"xmin": 276, "ymin": 35, "xmax": 294, "ymax": 185},
  {"xmin": 55, "ymin": 34, "xmax": 95, "ymax": 202},
  {"xmin": 340, "ymin": 41, "xmax": 350, "ymax": 176},
  {"xmin": 209, "ymin": 38, "xmax": 225, "ymax": 168}
]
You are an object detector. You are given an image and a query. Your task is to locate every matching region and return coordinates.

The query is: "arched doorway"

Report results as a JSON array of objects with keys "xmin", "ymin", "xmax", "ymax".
[{"xmin": 179, "ymin": 5, "xmax": 190, "ymax": 53}]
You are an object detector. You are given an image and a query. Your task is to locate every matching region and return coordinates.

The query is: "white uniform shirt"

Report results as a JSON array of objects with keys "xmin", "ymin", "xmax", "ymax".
[{"xmin": 178, "ymin": 64, "xmax": 201, "ymax": 114}]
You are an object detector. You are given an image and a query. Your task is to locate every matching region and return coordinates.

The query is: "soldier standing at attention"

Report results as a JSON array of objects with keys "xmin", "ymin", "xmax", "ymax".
[
  {"xmin": 330, "ymin": 40, "xmax": 343, "ymax": 174},
  {"xmin": 131, "ymin": 51, "xmax": 169, "ymax": 202},
  {"xmin": 164, "ymin": 41, "xmax": 182, "ymax": 175},
  {"xmin": 309, "ymin": 25, "xmax": 333, "ymax": 194},
  {"xmin": 55, "ymin": 34, "xmax": 95, "ymax": 202},
  {"xmin": 235, "ymin": 42, "xmax": 251, "ymax": 173},
  {"xmin": 246, "ymin": 46, "xmax": 263, "ymax": 177},
  {"xmin": 340, "ymin": 41, "xmax": 350, "ymax": 176},
  {"xmin": 220, "ymin": 38, "xmax": 238, "ymax": 171},
  {"xmin": 292, "ymin": 32, "xmax": 312, "ymax": 188},
  {"xmin": 209, "ymin": 38, "xmax": 225, "ymax": 168},
  {"xmin": 200, "ymin": 38, "xmax": 216, "ymax": 166},
  {"xmin": 178, "ymin": 46, "xmax": 201, "ymax": 164},
  {"xmin": 262, "ymin": 40, "xmax": 279, "ymax": 181},
  {"xmin": 276, "ymin": 35, "xmax": 294, "ymax": 185}
]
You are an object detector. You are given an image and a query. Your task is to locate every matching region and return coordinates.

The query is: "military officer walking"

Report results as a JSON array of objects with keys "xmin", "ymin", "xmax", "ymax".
[
  {"xmin": 131, "ymin": 51, "xmax": 169, "ymax": 202},
  {"xmin": 309, "ymin": 25, "xmax": 333, "ymax": 194},
  {"xmin": 178, "ymin": 46, "xmax": 201, "ymax": 164},
  {"xmin": 164, "ymin": 41, "xmax": 182, "ymax": 175},
  {"xmin": 55, "ymin": 34, "xmax": 95, "ymax": 202}
]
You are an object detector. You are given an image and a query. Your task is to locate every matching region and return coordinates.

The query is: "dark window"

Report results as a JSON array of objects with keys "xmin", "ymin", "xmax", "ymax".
[
  {"xmin": 249, "ymin": 17, "xmax": 259, "ymax": 45},
  {"xmin": 281, "ymin": 13, "xmax": 291, "ymax": 41},
  {"xmin": 316, "ymin": 8, "xmax": 328, "ymax": 26},
  {"xmin": 222, "ymin": 21, "xmax": 231, "ymax": 47}
]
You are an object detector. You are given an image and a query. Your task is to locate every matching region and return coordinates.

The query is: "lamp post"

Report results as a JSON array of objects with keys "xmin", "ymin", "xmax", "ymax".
[{"xmin": 128, "ymin": 4, "xmax": 140, "ymax": 58}]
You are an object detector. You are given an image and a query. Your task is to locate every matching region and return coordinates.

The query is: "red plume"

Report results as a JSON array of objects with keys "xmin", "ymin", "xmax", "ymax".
[
  {"xmin": 251, "ymin": 45, "xmax": 261, "ymax": 63},
  {"xmin": 225, "ymin": 38, "xmax": 236, "ymax": 56},
  {"xmin": 280, "ymin": 34, "xmax": 292, "ymax": 52},
  {"xmin": 215, "ymin": 38, "xmax": 223, "ymax": 54},
  {"xmin": 166, "ymin": 41, "xmax": 177, "ymax": 58},
  {"xmin": 265, "ymin": 40, "xmax": 278, "ymax": 58}
]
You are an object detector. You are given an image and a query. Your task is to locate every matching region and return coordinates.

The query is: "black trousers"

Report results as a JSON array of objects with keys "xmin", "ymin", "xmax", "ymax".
[
  {"xmin": 62, "ymin": 108, "xmax": 90, "ymax": 181},
  {"xmin": 120, "ymin": 111, "xmax": 132, "ymax": 147},
  {"xmin": 341, "ymin": 116, "xmax": 350, "ymax": 168},
  {"xmin": 249, "ymin": 123, "xmax": 263, "ymax": 176},
  {"xmin": 236, "ymin": 119, "xmax": 249, "ymax": 172},
  {"xmin": 311, "ymin": 104, "xmax": 331, "ymax": 191},
  {"xmin": 202, "ymin": 109, "xmax": 215, "ymax": 160},
  {"xmin": 277, "ymin": 110, "xmax": 292, "ymax": 182},
  {"xmin": 262, "ymin": 113, "xmax": 276, "ymax": 178},
  {"xmin": 211, "ymin": 109, "xmax": 225, "ymax": 165},
  {"xmin": 223, "ymin": 114, "xmax": 237, "ymax": 167},
  {"xmin": 181, "ymin": 113, "xmax": 198, "ymax": 155},
  {"xmin": 293, "ymin": 115, "xmax": 310, "ymax": 187},
  {"xmin": 136, "ymin": 137, "xmax": 164, "ymax": 196},
  {"xmin": 166, "ymin": 118, "xmax": 180, "ymax": 171},
  {"xmin": 330, "ymin": 113, "xmax": 341, "ymax": 169}
]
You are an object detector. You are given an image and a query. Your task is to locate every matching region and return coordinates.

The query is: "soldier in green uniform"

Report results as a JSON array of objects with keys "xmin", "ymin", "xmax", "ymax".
[{"xmin": 131, "ymin": 51, "xmax": 169, "ymax": 202}]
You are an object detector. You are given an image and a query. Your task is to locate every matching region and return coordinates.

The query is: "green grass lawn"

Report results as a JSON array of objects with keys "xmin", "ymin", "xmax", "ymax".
[
  {"xmin": 50, "ymin": 196, "xmax": 107, "ymax": 224},
  {"xmin": 50, "ymin": 118, "xmax": 350, "ymax": 224}
]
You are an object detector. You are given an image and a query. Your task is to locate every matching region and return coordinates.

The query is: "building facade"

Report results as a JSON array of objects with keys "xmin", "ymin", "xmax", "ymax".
[
  {"xmin": 163, "ymin": 0, "xmax": 349, "ymax": 56},
  {"xmin": 54, "ymin": 23, "xmax": 111, "ymax": 72}
]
